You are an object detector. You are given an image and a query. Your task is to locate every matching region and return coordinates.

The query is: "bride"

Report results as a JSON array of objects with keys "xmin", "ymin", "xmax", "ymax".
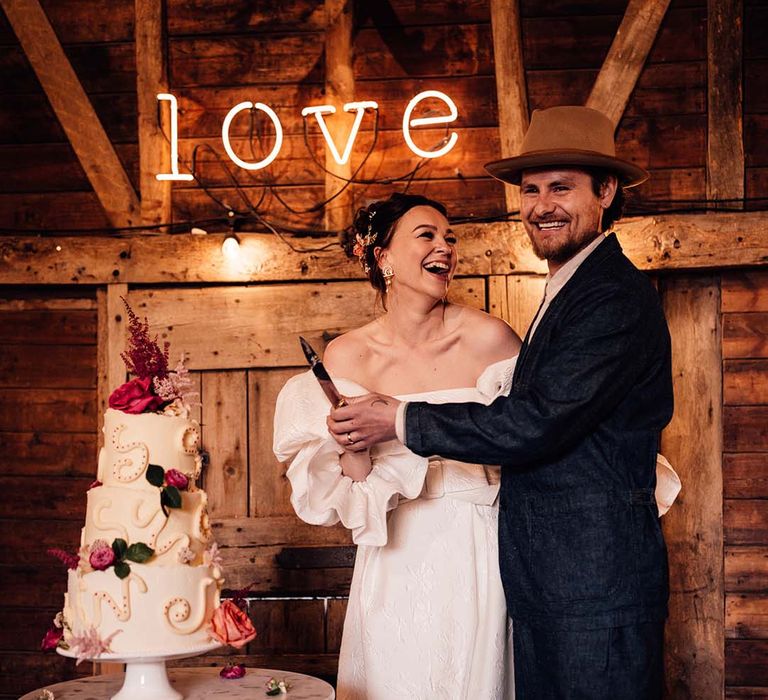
[{"xmin": 273, "ymin": 193, "xmax": 677, "ymax": 699}]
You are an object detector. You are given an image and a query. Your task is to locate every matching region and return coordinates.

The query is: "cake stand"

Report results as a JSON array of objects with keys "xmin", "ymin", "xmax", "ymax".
[{"xmin": 57, "ymin": 642, "xmax": 222, "ymax": 700}]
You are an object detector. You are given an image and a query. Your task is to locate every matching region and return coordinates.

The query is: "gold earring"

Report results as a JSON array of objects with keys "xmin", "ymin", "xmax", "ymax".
[{"xmin": 382, "ymin": 265, "xmax": 394, "ymax": 290}]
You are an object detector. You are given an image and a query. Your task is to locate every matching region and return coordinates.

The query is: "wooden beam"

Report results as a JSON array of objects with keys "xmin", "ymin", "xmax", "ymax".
[
  {"xmin": 706, "ymin": 0, "xmax": 744, "ymax": 208},
  {"xmin": 489, "ymin": 0, "xmax": 528, "ymax": 213},
  {"xmin": 0, "ymin": 0, "xmax": 140, "ymax": 228},
  {"xmin": 586, "ymin": 0, "xmax": 672, "ymax": 126},
  {"xmin": 135, "ymin": 0, "xmax": 172, "ymax": 225},
  {"xmin": 323, "ymin": 0, "xmax": 355, "ymax": 234},
  {"xmin": 1, "ymin": 212, "xmax": 767, "ymax": 285},
  {"xmin": 661, "ymin": 275, "xmax": 724, "ymax": 699}
]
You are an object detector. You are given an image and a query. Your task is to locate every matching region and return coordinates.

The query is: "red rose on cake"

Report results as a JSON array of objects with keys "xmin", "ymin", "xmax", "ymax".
[
  {"xmin": 88, "ymin": 540, "xmax": 116, "ymax": 571},
  {"xmin": 165, "ymin": 468, "xmax": 189, "ymax": 490},
  {"xmin": 209, "ymin": 600, "xmax": 257, "ymax": 649},
  {"xmin": 109, "ymin": 376, "xmax": 164, "ymax": 414}
]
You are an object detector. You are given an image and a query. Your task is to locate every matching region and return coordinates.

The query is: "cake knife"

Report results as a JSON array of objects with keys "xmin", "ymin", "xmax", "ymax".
[{"xmin": 299, "ymin": 336, "xmax": 348, "ymax": 408}]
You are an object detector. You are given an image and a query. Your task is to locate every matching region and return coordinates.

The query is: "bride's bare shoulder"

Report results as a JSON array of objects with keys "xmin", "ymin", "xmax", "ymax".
[
  {"xmin": 323, "ymin": 323, "xmax": 376, "ymax": 377},
  {"xmin": 452, "ymin": 305, "xmax": 522, "ymax": 360}
]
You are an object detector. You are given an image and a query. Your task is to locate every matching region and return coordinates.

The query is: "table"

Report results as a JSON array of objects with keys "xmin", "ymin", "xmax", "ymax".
[{"xmin": 20, "ymin": 667, "xmax": 335, "ymax": 700}]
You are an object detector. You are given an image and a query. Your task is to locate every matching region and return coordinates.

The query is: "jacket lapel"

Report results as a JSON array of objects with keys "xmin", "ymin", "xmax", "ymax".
[{"xmin": 511, "ymin": 234, "xmax": 623, "ymax": 388}]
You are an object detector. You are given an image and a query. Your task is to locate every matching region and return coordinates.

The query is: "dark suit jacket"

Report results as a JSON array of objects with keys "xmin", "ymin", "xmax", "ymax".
[{"xmin": 405, "ymin": 233, "xmax": 674, "ymax": 629}]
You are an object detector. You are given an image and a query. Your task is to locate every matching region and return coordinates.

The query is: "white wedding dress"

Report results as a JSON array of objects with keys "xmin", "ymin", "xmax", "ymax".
[{"xmin": 273, "ymin": 356, "xmax": 680, "ymax": 700}]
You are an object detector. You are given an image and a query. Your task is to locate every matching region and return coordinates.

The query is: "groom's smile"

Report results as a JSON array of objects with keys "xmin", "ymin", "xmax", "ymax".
[{"xmin": 520, "ymin": 168, "xmax": 616, "ymax": 273}]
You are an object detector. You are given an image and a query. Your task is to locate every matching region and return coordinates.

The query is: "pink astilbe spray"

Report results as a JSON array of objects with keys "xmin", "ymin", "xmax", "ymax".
[
  {"xmin": 120, "ymin": 298, "xmax": 169, "ymax": 380},
  {"xmin": 47, "ymin": 548, "xmax": 80, "ymax": 570},
  {"xmin": 153, "ymin": 355, "xmax": 199, "ymax": 411},
  {"xmin": 68, "ymin": 627, "xmax": 121, "ymax": 664}
]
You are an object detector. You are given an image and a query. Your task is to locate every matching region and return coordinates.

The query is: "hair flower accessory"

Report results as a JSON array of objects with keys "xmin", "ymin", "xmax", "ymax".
[{"xmin": 352, "ymin": 209, "xmax": 377, "ymax": 273}]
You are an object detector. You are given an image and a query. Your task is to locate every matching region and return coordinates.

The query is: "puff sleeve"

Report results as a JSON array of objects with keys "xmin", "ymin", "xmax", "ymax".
[{"xmin": 273, "ymin": 371, "xmax": 429, "ymax": 546}]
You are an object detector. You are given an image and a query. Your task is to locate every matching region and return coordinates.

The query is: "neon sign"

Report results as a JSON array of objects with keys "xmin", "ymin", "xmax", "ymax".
[{"xmin": 155, "ymin": 90, "xmax": 458, "ymax": 180}]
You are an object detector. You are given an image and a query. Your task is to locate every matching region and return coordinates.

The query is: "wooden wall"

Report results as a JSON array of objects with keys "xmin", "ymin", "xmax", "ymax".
[
  {"xmin": 0, "ymin": 293, "xmax": 97, "ymax": 698},
  {"xmin": 723, "ymin": 271, "xmax": 768, "ymax": 698}
]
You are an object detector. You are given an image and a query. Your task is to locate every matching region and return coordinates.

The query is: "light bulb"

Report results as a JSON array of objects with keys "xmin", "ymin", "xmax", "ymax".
[{"xmin": 222, "ymin": 234, "xmax": 240, "ymax": 260}]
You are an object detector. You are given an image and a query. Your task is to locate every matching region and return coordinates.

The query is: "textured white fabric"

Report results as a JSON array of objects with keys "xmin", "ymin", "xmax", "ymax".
[
  {"xmin": 273, "ymin": 355, "xmax": 680, "ymax": 699},
  {"xmin": 274, "ymin": 358, "xmax": 516, "ymax": 699}
]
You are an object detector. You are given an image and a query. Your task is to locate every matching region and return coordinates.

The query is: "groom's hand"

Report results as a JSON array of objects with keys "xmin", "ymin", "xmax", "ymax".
[{"xmin": 328, "ymin": 393, "xmax": 400, "ymax": 451}]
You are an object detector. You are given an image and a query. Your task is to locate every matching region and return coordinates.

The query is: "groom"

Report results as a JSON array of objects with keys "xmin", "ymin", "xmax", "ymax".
[{"xmin": 328, "ymin": 105, "xmax": 673, "ymax": 699}]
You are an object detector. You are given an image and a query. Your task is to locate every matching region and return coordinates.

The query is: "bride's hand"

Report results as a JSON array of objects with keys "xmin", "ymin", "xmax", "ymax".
[{"xmin": 328, "ymin": 393, "xmax": 400, "ymax": 451}]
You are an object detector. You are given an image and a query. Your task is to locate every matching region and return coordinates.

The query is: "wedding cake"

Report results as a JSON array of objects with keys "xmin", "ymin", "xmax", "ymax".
[{"xmin": 44, "ymin": 301, "xmax": 255, "ymax": 660}]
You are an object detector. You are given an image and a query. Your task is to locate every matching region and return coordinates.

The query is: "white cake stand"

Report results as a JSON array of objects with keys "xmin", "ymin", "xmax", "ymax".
[{"xmin": 57, "ymin": 642, "xmax": 222, "ymax": 700}]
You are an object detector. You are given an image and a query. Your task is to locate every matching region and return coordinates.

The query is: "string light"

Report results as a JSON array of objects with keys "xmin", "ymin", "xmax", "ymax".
[{"xmin": 222, "ymin": 233, "xmax": 241, "ymax": 260}]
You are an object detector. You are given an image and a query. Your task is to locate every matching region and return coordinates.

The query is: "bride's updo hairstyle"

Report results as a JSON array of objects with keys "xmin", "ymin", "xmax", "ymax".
[{"xmin": 346, "ymin": 192, "xmax": 448, "ymax": 297}]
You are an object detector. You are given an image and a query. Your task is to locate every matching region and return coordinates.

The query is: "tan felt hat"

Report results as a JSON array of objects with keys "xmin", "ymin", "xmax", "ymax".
[{"xmin": 484, "ymin": 106, "xmax": 649, "ymax": 187}]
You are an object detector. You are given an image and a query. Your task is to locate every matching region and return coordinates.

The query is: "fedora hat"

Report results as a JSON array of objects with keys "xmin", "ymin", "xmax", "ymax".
[{"xmin": 484, "ymin": 106, "xmax": 649, "ymax": 187}]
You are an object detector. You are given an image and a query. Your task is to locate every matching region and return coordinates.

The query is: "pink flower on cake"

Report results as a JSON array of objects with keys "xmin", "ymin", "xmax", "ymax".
[
  {"xmin": 165, "ymin": 469, "xmax": 189, "ymax": 490},
  {"xmin": 204, "ymin": 542, "xmax": 223, "ymax": 568},
  {"xmin": 41, "ymin": 626, "xmax": 63, "ymax": 651},
  {"xmin": 88, "ymin": 540, "xmax": 115, "ymax": 571},
  {"xmin": 68, "ymin": 627, "xmax": 121, "ymax": 664},
  {"xmin": 109, "ymin": 376, "xmax": 163, "ymax": 414},
  {"xmin": 209, "ymin": 600, "xmax": 256, "ymax": 649}
]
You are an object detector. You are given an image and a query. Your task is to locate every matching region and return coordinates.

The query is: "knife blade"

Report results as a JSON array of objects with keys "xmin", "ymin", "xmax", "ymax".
[{"xmin": 299, "ymin": 336, "xmax": 347, "ymax": 408}]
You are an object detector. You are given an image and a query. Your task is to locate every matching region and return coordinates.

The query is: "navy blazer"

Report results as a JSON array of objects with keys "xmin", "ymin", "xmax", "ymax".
[{"xmin": 405, "ymin": 234, "xmax": 673, "ymax": 629}]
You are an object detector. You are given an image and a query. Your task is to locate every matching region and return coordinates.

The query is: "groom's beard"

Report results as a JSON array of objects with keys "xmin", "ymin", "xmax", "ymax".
[{"xmin": 525, "ymin": 226, "xmax": 601, "ymax": 266}]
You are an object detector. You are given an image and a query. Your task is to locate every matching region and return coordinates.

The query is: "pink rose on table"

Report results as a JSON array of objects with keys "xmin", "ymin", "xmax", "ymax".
[
  {"xmin": 41, "ymin": 626, "xmax": 63, "ymax": 651},
  {"xmin": 165, "ymin": 469, "xmax": 189, "ymax": 490},
  {"xmin": 220, "ymin": 663, "xmax": 247, "ymax": 679},
  {"xmin": 89, "ymin": 540, "xmax": 115, "ymax": 571},
  {"xmin": 109, "ymin": 376, "xmax": 163, "ymax": 414},
  {"xmin": 209, "ymin": 600, "xmax": 256, "ymax": 649}
]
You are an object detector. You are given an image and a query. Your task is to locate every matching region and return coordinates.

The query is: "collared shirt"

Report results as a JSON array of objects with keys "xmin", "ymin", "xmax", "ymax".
[
  {"xmin": 394, "ymin": 233, "xmax": 608, "ymax": 443},
  {"xmin": 527, "ymin": 233, "xmax": 606, "ymax": 341}
]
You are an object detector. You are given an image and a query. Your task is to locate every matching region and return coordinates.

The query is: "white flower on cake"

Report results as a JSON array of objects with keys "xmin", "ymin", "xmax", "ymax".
[
  {"xmin": 76, "ymin": 544, "xmax": 93, "ymax": 574},
  {"xmin": 162, "ymin": 397, "xmax": 187, "ymax": 417},
  {"xmin": 178, "ymin": 546, "xmax": 195, "ymax": 564}
]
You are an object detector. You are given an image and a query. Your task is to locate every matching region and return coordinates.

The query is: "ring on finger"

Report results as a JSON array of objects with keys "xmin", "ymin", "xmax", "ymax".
[{"xmin": 346, "ymin": 432, "xmax": 355, "ymax": 445}]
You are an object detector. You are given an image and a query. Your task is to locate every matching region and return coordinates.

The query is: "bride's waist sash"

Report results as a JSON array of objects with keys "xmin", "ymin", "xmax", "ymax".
[{"xmin": 416, "ymin": 457, "xmax": 500, "ymax": 506}]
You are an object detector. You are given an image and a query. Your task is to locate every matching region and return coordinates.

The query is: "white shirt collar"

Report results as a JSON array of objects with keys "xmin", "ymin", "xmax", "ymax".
[{"xmin": 544, "ymin": 234, "xmax": 606, "ymax": 302}]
